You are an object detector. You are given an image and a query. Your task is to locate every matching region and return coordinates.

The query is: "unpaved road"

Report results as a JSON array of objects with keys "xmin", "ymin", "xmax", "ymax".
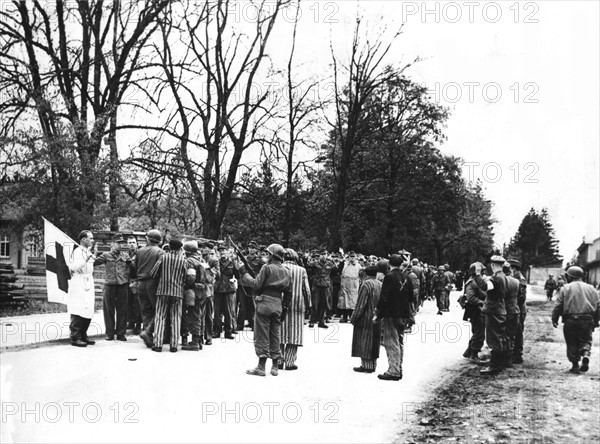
[{"xmin": 405, "ymin": 287, "xmax": 600, "ymax": 444}]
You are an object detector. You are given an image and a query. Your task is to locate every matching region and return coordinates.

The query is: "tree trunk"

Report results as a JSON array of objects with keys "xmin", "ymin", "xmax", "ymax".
[{"xmin": 108, "ymin": 112, "xmax": 119, "ymax": 231}]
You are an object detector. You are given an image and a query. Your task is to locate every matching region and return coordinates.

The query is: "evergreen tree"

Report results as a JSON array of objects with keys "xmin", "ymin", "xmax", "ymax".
[{"xmin": 507, "ymin": 208, "xmax": 562, "ymax": 269}]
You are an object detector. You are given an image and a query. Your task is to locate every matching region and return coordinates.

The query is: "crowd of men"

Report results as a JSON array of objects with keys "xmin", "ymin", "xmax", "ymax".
[{"xmin": 66, "ymin": 229, "xmax": 600, "ymax": 379}]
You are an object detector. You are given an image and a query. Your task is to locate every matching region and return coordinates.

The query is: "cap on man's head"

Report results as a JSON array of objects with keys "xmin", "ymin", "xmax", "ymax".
[
  {"xmin": 411, "ymin": 258, "xmax": 419, "ymax": 265},
  {"xmin": 438, "ymin": 265, "xmax": 445, "ymax": 271},
  {"xmin": 443, "ymin": 264, "xmax": 450, "ymax": 270},
  {"xmin": 490, "ymin": 255, "xmax": 506, "ymax": 264},
  {"xmin": 203, "ymin": 242, "xmax": 214, "ymax": 249},
  {"xmin": 248, "ymin": 241, "xmax": 259, "ymax": 248},
  {"xmin": 347, "ymin": 251, "xmax": 356, "ymax": 257},
  {"xmin": 508, "ymin": 259, "xmax": 522, "ymax": 269},
  {"xmin": 217, "ymin": 243, "xmax": 227, "ymax": 251}
]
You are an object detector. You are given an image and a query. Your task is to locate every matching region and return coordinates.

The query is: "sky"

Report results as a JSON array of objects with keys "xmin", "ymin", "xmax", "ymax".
[{"xmin": 258, "ymin": 0, "xmax": 600, "ymax": 261}]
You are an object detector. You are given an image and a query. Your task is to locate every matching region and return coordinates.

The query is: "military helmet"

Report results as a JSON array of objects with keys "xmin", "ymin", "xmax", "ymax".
[
  {"xmin": 566, "ymin": 266, "xmax": 584, "ymax": 279},
  {"xmin": 146, "ymin": 229, "xmax": 162, "ymax": 243},
  {"xmin": 266, "ymin": 243, "xmax": 285, "ymax": 260},
  {"xmin": 183, "ymin": 240, "xmax": 199, "ymax": 253},
  {"xmin": 469, "ymin": 262, "xmax": 483, "ymax": 275}
]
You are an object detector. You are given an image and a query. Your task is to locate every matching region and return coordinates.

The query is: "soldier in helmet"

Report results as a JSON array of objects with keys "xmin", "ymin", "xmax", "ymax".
[
  {"xmin": 135, "ymin": 229, "xmax": 165, "ymax": 348},
  {"xmin": 432, "ymin": 266, "xmax": 451, "ymax": 315},
  {"xmin": 240, "ymin": 244, "xmax": 292, "ymax": 376},
  {"xmin": 181, "ymin": 241, "xmax": 208, "ymax": 351},
  {"xmin": 551, "ymin": 266, "xmax": 600, "ymax": 373},
  {"xmin": 544, "ymin": 274, "xmax": 557, "ymax": 301}
]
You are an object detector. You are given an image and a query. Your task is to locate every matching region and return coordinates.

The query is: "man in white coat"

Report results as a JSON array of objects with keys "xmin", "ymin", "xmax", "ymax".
[{"xmin": 68, "ymin": 230, "xmax": 98, "ymax": 347}]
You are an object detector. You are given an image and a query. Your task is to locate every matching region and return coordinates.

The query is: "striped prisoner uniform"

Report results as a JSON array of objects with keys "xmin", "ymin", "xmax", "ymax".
[
  {"xmin": 151, "ymin": 250, "xmax": 187, "ymax": 349},
  {"xmin": 281, "ymin": 261, "xmax": 312, "ymax": 366},
  {"xmin": 351, "ymin": 277, "xmax": 382, "ymax": 371}
]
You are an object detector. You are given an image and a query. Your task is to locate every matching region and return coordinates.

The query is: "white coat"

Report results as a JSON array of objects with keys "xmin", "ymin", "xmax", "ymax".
[{"xmin": 67, "ymin": 246, "xmax": 96, "ymax": 319}]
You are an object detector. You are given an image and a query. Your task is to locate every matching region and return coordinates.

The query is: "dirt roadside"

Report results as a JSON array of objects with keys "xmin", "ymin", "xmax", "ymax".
[{"xmin": 403, "ymin": 286, "xmax": 600, "ymax": 444}]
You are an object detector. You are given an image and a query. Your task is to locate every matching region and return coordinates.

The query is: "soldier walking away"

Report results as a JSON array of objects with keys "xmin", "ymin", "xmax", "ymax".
[
  {"xmin": 544, "ymin": 274, "xmax": 557, "ymax": 301},
  {"xmin": 551, "ymin": 266, "xmax": 600, "ymax": 373},
  {"xmin": 432, "ymin": 266, "xmax": 451, "ymax": 315}
]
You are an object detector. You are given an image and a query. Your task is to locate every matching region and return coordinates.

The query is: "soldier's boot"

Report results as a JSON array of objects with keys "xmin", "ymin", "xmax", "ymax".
[
  {"xmin": 480, "ymin": 351, "xmax": 503, "ymax": 375},
  {"xmin": 569, "ymin": 361, "xmax": 580, "ymax": 374},
  {"xmin": 470, "ymin": 351, "xmax": 487, "ymax": 364},
  {"xmin": 463, "ymin": 348, "xmax": 471, "ymax": 359},
  {"xmin": 182, "ymin": 342, "xmax": 200, "ymax": 351},
  {"xmin": 580, "ymin": 356, "xmax": 590, "ymax": 372}
]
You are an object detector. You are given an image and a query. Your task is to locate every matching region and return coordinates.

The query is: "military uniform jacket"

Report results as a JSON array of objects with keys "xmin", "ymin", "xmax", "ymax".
[
  {"xmin": 432, "ymin": 273, "xmax": 450, "ymax": 291},
  {"xmin": 482, "ymin": 271, "xmax": 507, "ymax": 315},
  {"xmin": 505, "ymin": 275, "xmax": 521, "ymax": 315},
  {"xmin": 308, "ymin": 259, "xmax": 335, "ymax": 288},
  {"xmin": 551, "ymin": 281, "xmax": 600, "ymax": 324}
]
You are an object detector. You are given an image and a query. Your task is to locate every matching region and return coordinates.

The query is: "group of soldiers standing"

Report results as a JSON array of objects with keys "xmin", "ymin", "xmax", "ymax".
[{"xmin": 69, "ymin": 228, "xmax": 599, "ymax": 379}]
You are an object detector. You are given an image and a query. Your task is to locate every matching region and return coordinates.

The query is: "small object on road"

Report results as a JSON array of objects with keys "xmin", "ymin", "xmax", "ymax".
[
  {"xmin": 419, "ymin": 418, "xmax": 434, "ymax": 426},
  {"xmin": 128, "ymin": 358, "xmax": 137, "ymax": 361}
]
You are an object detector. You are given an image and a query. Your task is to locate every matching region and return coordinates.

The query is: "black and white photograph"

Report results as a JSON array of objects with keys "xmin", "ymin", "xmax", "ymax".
[{"xmin": 1, "ymin": 1, "xmax": 599, "ymax": 443}]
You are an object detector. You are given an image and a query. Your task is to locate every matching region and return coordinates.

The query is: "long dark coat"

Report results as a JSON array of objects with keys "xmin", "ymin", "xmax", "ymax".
[{"xmin": 350, "ymin": 277, "xmax": 382, "ymax": 359}]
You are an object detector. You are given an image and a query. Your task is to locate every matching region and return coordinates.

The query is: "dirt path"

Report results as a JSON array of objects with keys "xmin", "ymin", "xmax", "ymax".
[{"xmin": 404, "ymin": 286, "xmax": 600, "ymax": 443}]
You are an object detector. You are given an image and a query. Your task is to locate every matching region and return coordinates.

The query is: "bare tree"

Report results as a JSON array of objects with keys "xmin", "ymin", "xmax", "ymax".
[
  {"xmin": 326, "ymin": 15, "xmax": 402, "ymax": 250},
  {"xmin": 0, "ymin": 0, "xmax": 168, "ymax": 232},
  {"xmin": 121, "ymin": 0, "xmax": 289, "ymax": 239}
]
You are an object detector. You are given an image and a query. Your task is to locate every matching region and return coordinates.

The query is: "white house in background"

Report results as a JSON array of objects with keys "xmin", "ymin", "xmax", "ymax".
[{"xmin": 577, "ymin": 236, "xmax": 600, "ymax": 287}]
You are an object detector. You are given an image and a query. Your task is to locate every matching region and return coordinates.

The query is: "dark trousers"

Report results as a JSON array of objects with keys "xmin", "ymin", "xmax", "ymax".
[
  {"xmin": 563, "ymin": 317, "xmax": 594, "ymax": 363},
  {"xmin": 513, "ymin": 312, "xmax": 527, "ymax": 358},
  {"xmin": 311, "ymin": 286, "xmax": 330, "ymax": 323},
  {"xmin": 182, "ymin": 300, "xmax": 205, "ymax": 343},
  {"xmin": 70, "ymin": 314, "xmax": 92, "ymax": 341},
  {"xmin": 546, "ymin": 290, "xmax": 554, "ymax": 300},
  {"xmin": 102, "ymin": 284, "xmax": 128, "ymax": 337},
  {"xmin": 214, "ymin": 292, "xmax": 235, "ymax": 335},
  {"xmin": 127, "ymin": 285, "xmax": 142, "ymax": 326},
  {"xmin": 236, "ymin": 286, "xmax": 255, "ymax": 329},
  {"xmin": 138, "ymin": 279, "xmax": 159, "ymax": 335},
  {"xmin": 505, "ymin": 313, "xmax": 520, "ymax": 356},
  {"xmin": 204, "ymin": 296, "xmax": 214, "ymax": 340},
  {"xmin": 330, "ymin": 284, "xmax": 340, "ymax": 316},
  {"xmin": 484, "ymin": 313, "xmax": 507, "ymax": 353},
  {"xmin": 468, "ymin": 312, "xmax": 486, "ymax": 353},
  {"xmin": 254, "ymin": 295, "xmax": 282, "ymax": 359},
  {"xmin": 434, "ymin": 290, "xmax": 446, "ymax": 311}
]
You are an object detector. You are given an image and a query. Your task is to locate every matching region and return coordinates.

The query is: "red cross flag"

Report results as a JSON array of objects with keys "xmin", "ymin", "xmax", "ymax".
[{"xmin": 43, "ymin": 218, "xmax": 78, "ymax": 305}]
